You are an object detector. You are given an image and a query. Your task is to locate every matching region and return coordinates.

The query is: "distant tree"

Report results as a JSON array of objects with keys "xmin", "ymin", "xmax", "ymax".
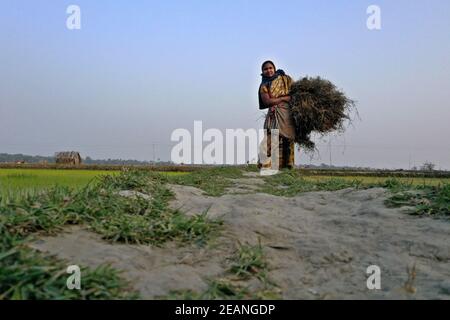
[{"xmin": 421, "ymin": 162, "xmax": 436, "ymax": 171}]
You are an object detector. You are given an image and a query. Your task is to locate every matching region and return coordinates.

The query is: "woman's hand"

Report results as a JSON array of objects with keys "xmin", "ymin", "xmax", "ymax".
[{"xmin": 281, "ymin": 95, "xmax": 291, "ymax": 102}]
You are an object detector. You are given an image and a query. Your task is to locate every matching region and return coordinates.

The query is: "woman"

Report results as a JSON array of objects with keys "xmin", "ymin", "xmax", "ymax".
[{"xmin": 257, "ymin": 60, "xmax": 296, "ymax": 172}]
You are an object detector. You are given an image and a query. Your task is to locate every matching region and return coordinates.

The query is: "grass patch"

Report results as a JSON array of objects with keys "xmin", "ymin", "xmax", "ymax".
[
  {"xmin": 259, "ymin": 170, "xmax": 449, "ymax": 216},
  {"xmin": 84, "ymin": 170, "xmax": 222, "ymax": 245},
  {"xmin": 386, "ymin": 184, "xmax": 450, "ymax": 217},
  {"xmin": 258, "ymin": 170, "xmax": 450, "ymax": 197},
  {"xmin": 259, "ymin": 170, "xmax": 363, "ymax": 197},
  {"xmin": 0, "ymin": 169, "xmax": 222, "ymax": 299},
  {"xmin": 244, "ymin": 164, "xmax": 259, "ymax": 173},
  {"xmin": 166, "ymin": 166, "xmax": 243, "ymax": 196},
  {"xmin": 1, "ymin": 169, "xmax": 222, "ymax": 245},
  {"xmin": 258, "ymin": 170, "xmax": 449, "ymax": 217},
  {"xmin": 229, "ymin": 242, "xmax": 269, "ymax": 282},
  {"xmin": 0, "ymin": 224, "xmax": 137, "ymax": 300}
]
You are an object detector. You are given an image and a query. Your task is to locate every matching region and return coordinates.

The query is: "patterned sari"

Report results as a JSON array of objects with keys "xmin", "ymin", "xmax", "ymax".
[{"xmin": 258, "ymin": 71, "xmax": 296, "ymax": 170}]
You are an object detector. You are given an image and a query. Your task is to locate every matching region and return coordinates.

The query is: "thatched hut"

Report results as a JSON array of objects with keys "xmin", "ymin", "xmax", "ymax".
[{"xmin": 55, "ymin": 151, "xmax": 82, "ymax": 165}]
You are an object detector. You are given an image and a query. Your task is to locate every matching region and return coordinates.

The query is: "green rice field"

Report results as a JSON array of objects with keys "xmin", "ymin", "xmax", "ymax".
[
  {"xmin": 0, "ymin": 169, "xmax": 187, "ymax": 201},
  {"xmin": 302, "ymin": 175, "xmax": 450, "ymax": 187}
]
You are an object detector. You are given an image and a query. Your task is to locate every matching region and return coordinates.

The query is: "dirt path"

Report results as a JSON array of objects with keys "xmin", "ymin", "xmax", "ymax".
[{"xmin": 30, "ymin": 175, "xmax": 450, "ymax": 299}]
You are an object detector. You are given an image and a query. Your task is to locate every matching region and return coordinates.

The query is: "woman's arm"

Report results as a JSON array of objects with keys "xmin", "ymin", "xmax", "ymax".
[{"xmin": 260, "ymin": 93, "xmax": 291, "ymax": 109}]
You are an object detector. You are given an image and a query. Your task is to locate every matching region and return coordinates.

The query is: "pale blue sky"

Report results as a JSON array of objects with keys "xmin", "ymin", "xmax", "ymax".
[{"xmin": 1, "ymin": 1, "xmax": 449, "ymax": 168}]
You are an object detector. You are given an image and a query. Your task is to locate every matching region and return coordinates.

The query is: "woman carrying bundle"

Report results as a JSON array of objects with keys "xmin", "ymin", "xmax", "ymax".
[{"xmin": 257, "ymin": 60, "xmax": 296, "ymax": 172}]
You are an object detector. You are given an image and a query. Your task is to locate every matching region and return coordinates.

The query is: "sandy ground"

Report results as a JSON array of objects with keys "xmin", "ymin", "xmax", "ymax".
[{"xmin": 30, "ymin": 174, "xmax": 450, "ymax": 299}]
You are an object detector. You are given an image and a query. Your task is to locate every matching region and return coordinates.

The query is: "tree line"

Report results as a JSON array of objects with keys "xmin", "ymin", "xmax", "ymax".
[{"xmin": 0, "ymin": 153, "xmax": 172, "ymax": 165}]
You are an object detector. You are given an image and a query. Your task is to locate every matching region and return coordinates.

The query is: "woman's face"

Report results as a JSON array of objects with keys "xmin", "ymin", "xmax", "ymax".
[{"xmin": 262, "ymin": 63, "xmax": 275, "ymax": 77}]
